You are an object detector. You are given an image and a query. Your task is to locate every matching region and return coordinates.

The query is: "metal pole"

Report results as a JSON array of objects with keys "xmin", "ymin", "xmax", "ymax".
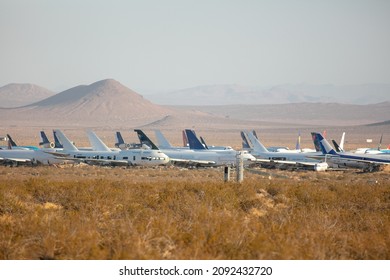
[
  {"xmin": 236, "ymin": 152, "xmax": 244, "ymax": 183},
  {"xmin": 224, "ymin": 166, "xmax": 230, "ymax": 182}
]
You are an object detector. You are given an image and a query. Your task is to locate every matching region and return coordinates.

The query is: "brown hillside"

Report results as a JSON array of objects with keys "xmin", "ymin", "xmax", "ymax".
[
  {"xmin": 0, "ymin": 79, "xmax": 174, "ymax": 126},
  {"xmin": 0, "ymin": 83, "xmax": 54, "ymax": 108}
]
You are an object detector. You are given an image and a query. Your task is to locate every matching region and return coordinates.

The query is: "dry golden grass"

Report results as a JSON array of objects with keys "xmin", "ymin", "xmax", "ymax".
[{"xmin": 0, "ymin": 165, "xmax": 389, "ymax": 260}]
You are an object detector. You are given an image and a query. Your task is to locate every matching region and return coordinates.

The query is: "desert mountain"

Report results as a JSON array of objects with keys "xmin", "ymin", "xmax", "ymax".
[
  {"xmin": 144, "ymin": 84, "xmax": 390, "ymax": 105},
  {"xmin": 0, "ymin": 83, "xmax": 54, "ymax": 108},
  {"xmin": 174, "ymin": 102, "xmax": 390, "ymax": 126},
  {"xmin": 0, "ymin": 79, "xmax": 175, "ymax": 127}
]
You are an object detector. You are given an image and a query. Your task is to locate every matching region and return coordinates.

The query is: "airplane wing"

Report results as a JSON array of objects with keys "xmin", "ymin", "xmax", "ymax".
[
  {"xmin": 54, "ymin": 157, "xmax": 129, "ymax": 166},
  {"xmin": 252, "ymin": 158, "xmax": 328, "ymax": 171},
  {"xmin": 169, "ymin": 158, "xmax": 217, "ymax": 167},
  {"xmin": 42, "ymin": 151, "xmax": 70, "ymax": 157},
  {"xmin": 0, "ymin": 157, "xmax": 32, "ymax": 163}
]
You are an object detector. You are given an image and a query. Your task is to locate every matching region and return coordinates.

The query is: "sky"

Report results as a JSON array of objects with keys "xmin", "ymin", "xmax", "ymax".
[{"xmin": 1, "ymin": 0, "xmax": 390, "ymax": 92}]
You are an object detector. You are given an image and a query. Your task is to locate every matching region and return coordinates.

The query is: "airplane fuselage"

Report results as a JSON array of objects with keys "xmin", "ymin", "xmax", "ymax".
[
  {"xmin": 0, "ymin": 149, "xmax": 65, "ymax": 165},
  {"xmin": 161, "ymin": 148, "xmax": 255, "ymax": 166},
  {"xmin": 62, "ymin": 149, "xmax": 169, "ymax": 166}
]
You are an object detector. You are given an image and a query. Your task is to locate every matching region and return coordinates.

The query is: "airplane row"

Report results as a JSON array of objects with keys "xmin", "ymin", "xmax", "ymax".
[{"xmin": 1, "ymin": 129, "xmax": 390, "ymax": 172}]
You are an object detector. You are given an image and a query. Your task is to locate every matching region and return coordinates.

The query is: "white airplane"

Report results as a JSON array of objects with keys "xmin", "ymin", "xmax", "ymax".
[
  {"xmin": 311, "ymin": 132, "xmax": 390, "ymax": 171},
  {"xmin": 136, "ymin": 129, "xmax": 256, "ymax": 167},
  {"xmin": 244, "ymin": 131, "xmax": 328, "ymax": 171},
  {"xmin": 52, "ymin": 129, "xmax": 169, "ymax": 167},
  {"xmin": 0, "ymin": 148, "xmax": 65, "ymax": 166}
]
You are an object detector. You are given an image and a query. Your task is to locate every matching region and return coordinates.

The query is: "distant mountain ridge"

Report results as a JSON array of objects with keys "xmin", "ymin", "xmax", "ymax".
[
  {"xmin": 0, "ymin": 83, "xmax": 54, "ymax": 108},
  {"xmin": 0, "ymin": 79, "xmax": 389, "ymax": 128},
  {"xmin": 144, "ymin": 84, "xmax": 390, "ymax": 105},
  {"xmin": 0, "ymin": 79, "xmax": 174, "ymax": 126}
]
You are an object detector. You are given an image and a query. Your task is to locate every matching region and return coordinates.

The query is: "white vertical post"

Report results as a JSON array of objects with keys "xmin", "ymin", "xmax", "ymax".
[{"xmin": 236, "ymin": 152, "xmax": 244, "ymax": 183}]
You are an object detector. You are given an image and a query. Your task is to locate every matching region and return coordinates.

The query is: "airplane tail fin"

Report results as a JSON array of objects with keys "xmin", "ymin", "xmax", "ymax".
[
  {"xmin": 332, "ymin": 139, "xmax": 342, "ymax": 152},
  {"xmin": 378, "ymin": 134, "xmax": 383, "ymax": 151},
  {"xmin": 87, "ymin": 131, "xmax": 111, "ymax": 152},
  {"xmin": 39, "ymin": 131, "xmax": 55, "ymax": 148},
  {"xmin": 311, "ymin": 132, "xmax": 337, "ymax": 155},
  {"xmin": 295, "ymin": 132, "xmax": 301, "ymax": 150},
  {"xmin": 53, "ymin": 130, "xmax": 64, "ymax": 148},
  {"xmin": 339, "ymin": 132, "xmax": 345, "ymax": 151},
  {"xmin": 115, "ymin": 131, "xmax": 125, "ymax": 148},
  {"xmin": 53, "ymin": 129, "xmax": 78, "ymax": 151},
  {"xmin": 245, "ymin": 130, "xmax": 269, "ymax": 153},
  {"xmin": 241, "ymin": 131, "xmax": 251, "ymax": 149},
  {"xmin": 6, "ymin": 134, "xmax": 17, "ymax": 147},
  {"xmin": 252, "ymin": 130, "xmax": 258, "ymax": 139},
  {"xmin": 182, "ymin": 130, "xmax": 188, "ymax": 147},
  {"xmin": 185, "ymin": 129, "xmax": 206, "ymax": 150},
  {"xmin": 154, "ymin": 130, "xmax": 173, "ymax": 149},
  {"xmin": 134, "ymin": 129, "xmax": 159, "ymax": 150},
  {"xmin": 199, "ymin": 136, "xmax": 209, "ymax": 149}
]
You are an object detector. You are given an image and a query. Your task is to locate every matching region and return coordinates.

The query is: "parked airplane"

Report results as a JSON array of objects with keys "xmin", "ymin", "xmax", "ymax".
[
  {"xmin": 52, "ymin": 129, "xmax": 169, "ymax": 166},
  {"xmin": 0, "ymin": 134, "xmax": 39, "ymax": 150},
  {"xmin": 244, "ymin": 131, "xmax": 328, "ymax": 171},
  {"xmin": 353, "ymin": 134, "xmax": 390, "ymax": 154},
  {"xmin": 311, "ymin": 132, "xmax": 390, "ymax": 171},
  {"xmin": 0, "ymin": 148, "xmax": 65, "ymax": 166},
  {"xmin": 135, "ymin": 129, "xmax": 256, "ymax": 167}
]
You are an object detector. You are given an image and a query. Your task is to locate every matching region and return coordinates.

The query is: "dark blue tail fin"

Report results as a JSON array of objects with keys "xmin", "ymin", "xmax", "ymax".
[
  {"xmin": 39, "ymin": 131, "xmax": 50, "ymax": 146},
  {"xmin": 115, "ymin": 132, "xmax": 125, "ymax": 147},
  {"xmin": 6, "ymin": 134, "xmax": 17, "ymax": 147},
  {"xmin": 134, "ymin": 129, "xmax": 159, "ymax": 150},
  {"xmin": 53, "ymin": 130, "xmax": 63, "ymax": 148},
  {"xmin": 311, "ymin": 132, "xmax": 337, "ymax": 155},
  {"xmin": 185, "ymin": 129, "xmax": 206, "ymax": 150}
]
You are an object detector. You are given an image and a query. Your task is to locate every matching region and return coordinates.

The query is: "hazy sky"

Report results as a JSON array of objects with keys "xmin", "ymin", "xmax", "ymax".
[{"xmin": 1, "ymin": 0, "xmax": 389, "ymax": 92}]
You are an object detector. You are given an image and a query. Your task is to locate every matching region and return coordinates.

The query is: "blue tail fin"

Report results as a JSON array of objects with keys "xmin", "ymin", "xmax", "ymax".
[
  {"xmin": 241, "ymin": 131, "xmax": 251, "ymax": 149},
  {"xmin": 39, "ymin": 131, "xmax": 50, "ymax": 146},
  {"xmin": 134, "ymin": 129, "xmax": 159, "ymax": 150},
  {"xmin": 53, "ymin": 131, "xmax": 63, "ymax": 148},
  {"xmin": 6, "ymin": 134, "xmax": 17, "ymax": 147},
  {"xmin": 185, "ymin": 129, "xmax": 206, "ymax": 150},
  {"xmin": 115, "ymin": 132, "xmax": 125, "ymax": 147},
  {"xmin": 311, "ymin": 132, "xmax": 337, "ymax": 155}
]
